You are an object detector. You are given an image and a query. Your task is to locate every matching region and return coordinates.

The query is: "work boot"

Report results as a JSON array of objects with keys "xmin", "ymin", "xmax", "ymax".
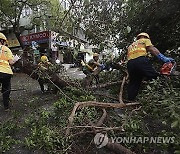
[
  {"xmin": 4, "ymin": 105, "xmax": 10, "ymax": 112},
  {"xmin": 3, "ymin": 98, "xmax": 10, "ymax": 111}
]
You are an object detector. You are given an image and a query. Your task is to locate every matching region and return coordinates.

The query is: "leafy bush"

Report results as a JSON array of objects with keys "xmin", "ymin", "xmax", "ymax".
[{"xmin": 0, "ymin": 120, "xmax": 20, "ymax": 153}]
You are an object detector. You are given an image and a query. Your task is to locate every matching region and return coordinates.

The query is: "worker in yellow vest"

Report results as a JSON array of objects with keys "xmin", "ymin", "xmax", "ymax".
[
  {"xmin": 82, "ymin": 53, "xmax": 105, "ymax": 85},
  {"xmin": 0, "ymin": 33, "xmax": 20, "ymax": 111},
  {"xmin": 37, "ymin": 55, "xmax": 53, "ymax": 93},
  {"xmin": 127, "ymin": 32, "xmax": 174, "ymax": 101}
]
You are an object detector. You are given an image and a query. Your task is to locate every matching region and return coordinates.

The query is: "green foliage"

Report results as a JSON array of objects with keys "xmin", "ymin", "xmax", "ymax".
[
  {"xmin": 24, "ymin": 107, "xmax": 71, "ymax": 153},
  {"xmin": 71, "ymin": 0, "xmax": 180, "ymax": 51},
  {"xmin": 23, "ymin": 87, "xmax": 98, "ymax": 153},
  {"xmin": 120, "ymin": 0, "xmax": 180, "ymax": 50},
  {"xmin": 0, "ymin": 120, "xmax": 20, "ymax": 153},
  {"xmin": 62, "ymin": 86, "xmax": 96, "ymax": 102},
  {"xmin": 71, "ymin": 0, "xmax": 124, "ymax": 46},
  {"xmin": 1, "ymin": 64, "xmax": 180, "ymax": 153},
  {"xmin": 0, "ymin": 0, "xmax": 50, "ymax": 28},
  {"xmin": 119, "ymin": 77, "xmax": 180, "ymax": 153}
]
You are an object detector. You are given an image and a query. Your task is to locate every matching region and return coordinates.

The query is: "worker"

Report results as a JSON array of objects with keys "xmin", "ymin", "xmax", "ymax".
[
  {"xmin": 0, "ymin": 32, "xmax": 20, "ymax": 111},
  {"xmin": 38, "ymin": 55, "xmax": 53, "ymax": 93},
  {"xmin": 127, "ymin": 32, "xmax": 174, "ymax": 101},
  {"xmin": 82, "ymin": 53, "xmax": 105, "ymax": 85}
]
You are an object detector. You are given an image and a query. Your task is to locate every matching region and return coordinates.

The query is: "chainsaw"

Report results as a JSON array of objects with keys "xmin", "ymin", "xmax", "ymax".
[{"xmin": 160, "ymin": 61, "xmax": 180, "ymax": 76}]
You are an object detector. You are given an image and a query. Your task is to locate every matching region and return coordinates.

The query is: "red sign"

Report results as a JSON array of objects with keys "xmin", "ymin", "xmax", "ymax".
[{"xmin": 20, "ymin": 31, "xmax": 50, "ymax": 45}]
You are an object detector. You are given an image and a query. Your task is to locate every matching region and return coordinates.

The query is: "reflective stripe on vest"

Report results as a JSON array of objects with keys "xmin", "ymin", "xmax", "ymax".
[{"xmin": 128, "ymin": 48, "xmax": 146, "ymax": 56}]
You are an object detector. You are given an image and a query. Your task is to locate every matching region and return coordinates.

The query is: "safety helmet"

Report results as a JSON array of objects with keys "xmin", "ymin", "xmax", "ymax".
[
  {"xmin": 137, "ymin": 33, "xmax": 150, "ymax": 39},
  {"xmin": 41, "ymin": 56, "xmax": 48, "ymax": 62},
  {"xmin": 0, "ymin": 32, "xmax": 8, "ymax": 42},
  {"xmin": 93, "ymin": 53, "xmax": 99, "ymax": 57},
  {"xmin": 160, "ymin": 62, "xmax": 176, "ymax": 75}
]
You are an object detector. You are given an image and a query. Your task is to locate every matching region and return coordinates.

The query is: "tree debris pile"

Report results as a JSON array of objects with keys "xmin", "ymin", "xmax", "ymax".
[
  {"xmin": 1, "ymin": 49, "xmax": 179, "ymax": 153},
  {"xmin": 8, "ymin": 45, "xmax": 179, "ymax": 154},
  {"xmin": 20, "ymin": 70, "xmax": 180, "ymax": 153}
]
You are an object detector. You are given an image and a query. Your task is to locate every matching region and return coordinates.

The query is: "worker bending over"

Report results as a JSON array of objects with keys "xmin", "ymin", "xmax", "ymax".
[
  {"xmin": 82, "ymin": 53, "xmax": 105, "ymax": 85},
  {"xmin": 127, "ymin": 32, "xmax": 174, "ymax": 101},
  {"xmin": 38, "ymin": 55, "xmax": 53, "ymax": 93}
]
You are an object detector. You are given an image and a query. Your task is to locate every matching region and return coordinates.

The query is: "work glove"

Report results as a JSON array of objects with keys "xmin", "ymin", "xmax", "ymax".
[
  {"xmin": 157, "ymin": 53, "xmax": 174, "ymax": 63},
  {"xmin": 81, "ymin": 60, "xmax": 86, "ymax": 66},
  {"xmin": 55, "ymin": 59, "xmax": 60, "ymax": 64},
  {"xmin": 13, "ymin": 54, "xmax": 21, "ymax": 63},
  {"xmin": 100, "ymin": 64, "xmax": 106, "ymax": 70}
]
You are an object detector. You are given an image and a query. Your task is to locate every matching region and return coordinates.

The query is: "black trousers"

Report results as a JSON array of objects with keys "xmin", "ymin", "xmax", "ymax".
[
  {"xmin": 0, "ymin": 72, "xmax": 12, "ymax": 109},
  {"xmin": 83, "ymin": 69, "xmax": 99, "ymax": 86},
  {"xmin": 38, "ymin": 78, "xmax": 45, "ymax": 92},
  {"xmin": 127, "ymin": 56, "xmax": 159, "ymax": 101}
]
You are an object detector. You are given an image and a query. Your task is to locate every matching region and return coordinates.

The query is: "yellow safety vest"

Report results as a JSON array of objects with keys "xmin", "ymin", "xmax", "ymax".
[
  {"xmin": 127, "ymin": 38, "xmax": 153, "ymax": 60},
  {"xmin": 0, "ymin": 45, "xmax": 13, "ymax": 74}
]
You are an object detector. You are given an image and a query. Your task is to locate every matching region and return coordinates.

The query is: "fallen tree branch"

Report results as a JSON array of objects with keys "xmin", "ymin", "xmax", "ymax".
[
  {"xmin": 85, "ymin": 108, "xmax": 107, "ymax": 133},
  {"xmin": 119, "ymin": 76, "xmax": 126, "ymax": 104},
  {"xmin": 65, "ymin": 101, "xmax": 137, "ymax": 154},
  {"xmin": 66, "ymin": 125, "xmax": 123, "ymax": 131},
  {"xmin": 48, "ymin": 78, "xmax": 76, "ymax": 102},
  {"xmin": 66, "ymin": 101, "xmax": 139, "ymax": 136},
  {"xmin": 96, "ymin": 109, "xmax": 107, "ymax": 127}
]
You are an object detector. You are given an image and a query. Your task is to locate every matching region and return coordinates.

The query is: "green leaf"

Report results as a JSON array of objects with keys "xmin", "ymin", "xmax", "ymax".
[
  {"xmin": 127, "ymin": 26, "xmax": 131, "ymax": 33},
  {"xmin": 147, "ymin": 85, "xmax": 151, "ymax": 90},
  {"xmin": 162, "ymin": 121, "xmax": 166, "ymax": 125},
  {"xmin": 174, "ymin": 150, "xmax": 180, "ymax": 154},
  {"xmin": 163, "ymin": 88, "xmax": 168, "ymax": 95},
  {"xmin": 171, "ymin": 121, "xmax": 179, "ymax": 128}
]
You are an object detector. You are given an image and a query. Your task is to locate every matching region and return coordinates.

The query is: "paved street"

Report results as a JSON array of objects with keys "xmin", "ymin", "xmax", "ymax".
[{"xmin": 66, "ymin": 67, "xmax": 86, "ymax": 79}]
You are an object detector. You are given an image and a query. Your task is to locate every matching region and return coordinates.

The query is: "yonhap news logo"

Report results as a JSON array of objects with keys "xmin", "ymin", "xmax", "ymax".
[
  {"xmin": 94, "ymin": 133, "xmax": 109, "ymax": 148},
  {"xmin": 111, "ymin": 136, "xmax": 175, "ymax": 144},
  {"xmin": 94, "ymin": 133, "xmax": 175, "ymax": 148}
]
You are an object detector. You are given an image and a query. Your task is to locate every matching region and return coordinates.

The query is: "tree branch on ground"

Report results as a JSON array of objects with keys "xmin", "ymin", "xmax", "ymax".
[{"xmin": 66, "ymin": 101, "xmax": 140, "ymax": 136}]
